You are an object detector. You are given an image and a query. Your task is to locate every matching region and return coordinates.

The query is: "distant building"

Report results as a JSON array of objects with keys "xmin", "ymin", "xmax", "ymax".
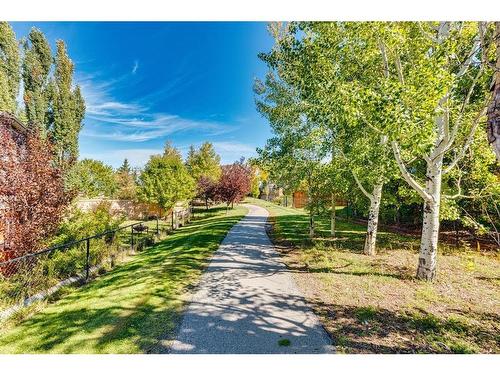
[
  {"xmin": 292, "ymin": 191, "xmax": 308, "ymax": 209},
  {"xmin": 0, "ymin": 112, "xmax": 29, "ymax": 254}
]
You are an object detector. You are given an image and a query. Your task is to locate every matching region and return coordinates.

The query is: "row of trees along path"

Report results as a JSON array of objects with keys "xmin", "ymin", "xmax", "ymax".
[{"xmin": 255, "ymin": 22, "xmax": 500, "ymax": 281}]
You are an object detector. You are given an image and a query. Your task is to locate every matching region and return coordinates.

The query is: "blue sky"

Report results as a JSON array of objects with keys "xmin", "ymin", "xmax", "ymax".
[{"xmin": 11, "ymin": 22, "xmax": 274, "ymax": 168}]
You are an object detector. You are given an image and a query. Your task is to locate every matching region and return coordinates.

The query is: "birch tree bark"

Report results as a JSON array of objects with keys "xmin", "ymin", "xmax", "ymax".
[
  {"xmin": 487, "ymin": 22, "xmax": 500, "ymax": 161},
  {"xmin": 364, "ymin": 183, "xmax": 383, "ymax": 256},
  {"xmin": 352, "ymin": 171, "xmax": 384, "ymax": 255},
  {"xmin": 417, "ymin": 154, "xmax": 444, "ymax": 280},
  {"xmin": 392, "ymin": 139, "xmax": 444, "ymax": 280}
]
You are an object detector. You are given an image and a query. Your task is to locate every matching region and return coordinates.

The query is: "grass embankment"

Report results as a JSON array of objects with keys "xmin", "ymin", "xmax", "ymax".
[
  {"xmin": 0, "ymin": 205, "xmax": 247, "ymax": 353},
  {"xmin": 246, "ymin": 197, "xmax": 500, "ymax": 354}
]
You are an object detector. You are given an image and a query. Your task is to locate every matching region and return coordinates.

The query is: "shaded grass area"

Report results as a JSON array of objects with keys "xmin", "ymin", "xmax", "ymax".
[
  {"xmin": 246, "ymin": 198, "xmax": 500, "ymax": 354},
  {"xmin": 0, "ymin": 205, "xmax": 247, "ymax": 353}
]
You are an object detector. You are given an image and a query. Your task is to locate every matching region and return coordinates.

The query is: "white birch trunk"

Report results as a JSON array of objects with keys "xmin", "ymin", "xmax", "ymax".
[
  {"xmin": 364, "ymin": 182, "xmax": 383, "ymax": 256},
  {"xmin": 417, "ymin": 154, "xmax": 443, "ymax": 280}
]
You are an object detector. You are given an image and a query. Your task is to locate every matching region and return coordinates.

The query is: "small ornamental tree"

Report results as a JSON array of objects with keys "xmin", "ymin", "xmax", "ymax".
[
  {"xmin": 138, "ymin": 144, "xmax": 196, "ymax": 215},
  {"xmin": 186, "ymin": 142, "xmax": 222, "ymax": 209},
  {"xmin": 197, "ymin": 175, "xmax": 219, "ymax": 210},
  {"xmin": 0, "ymin": 127, "xmax": 70, "ymax": 257},
  {"xmin": 216, "ymin": 163, "xmax": 252, "ymax": 209}
]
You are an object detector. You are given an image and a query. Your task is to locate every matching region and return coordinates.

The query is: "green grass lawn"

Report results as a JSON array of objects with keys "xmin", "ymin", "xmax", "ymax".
[
  {"xmin": 0, "ymin": 205, "xmax": 248, "ymax": 353},
  {"xmin": 246, "ymin": 197, "xmax": 500, "ymax": 354}
]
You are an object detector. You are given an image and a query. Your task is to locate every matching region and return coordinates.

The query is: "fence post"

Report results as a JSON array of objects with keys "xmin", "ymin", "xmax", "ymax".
[
  {"xmin": 131, "ymin": 225, "xmax": 134, "ymax": 250},
  {"xmin": 85, "ymin": 238, "xmax": 90, "ymax": 281}
]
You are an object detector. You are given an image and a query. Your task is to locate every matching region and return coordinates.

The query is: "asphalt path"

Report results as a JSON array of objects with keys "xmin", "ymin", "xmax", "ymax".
[{"xmin": 170, "ymin": 204, "xmax": 333, "ymax": 354}]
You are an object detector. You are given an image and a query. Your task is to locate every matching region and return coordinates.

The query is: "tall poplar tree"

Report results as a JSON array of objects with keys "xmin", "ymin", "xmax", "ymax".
[
  {"xmin": 51, "ymin": 40, "xmax": 85, "ymax": 168},
  {"xmin": 0, "ymin": 22, "xmax": 20, "ymax": 113},
  {"xmin": 22, "ymin": 27, "xmax": 52, "ymax": 131}
]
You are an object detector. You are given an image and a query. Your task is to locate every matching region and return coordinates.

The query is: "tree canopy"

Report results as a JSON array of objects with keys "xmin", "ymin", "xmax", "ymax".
[
  {"xmin": 139, "ymin": 143, "xmax": 196, "ymax": 213},
  {"xmin": 256, "ymin": 21, "xmax": 499, "ymax": 280},
  {"xmin": 66, "ymin": 159, "xmax": 118, "ymax": 199}
]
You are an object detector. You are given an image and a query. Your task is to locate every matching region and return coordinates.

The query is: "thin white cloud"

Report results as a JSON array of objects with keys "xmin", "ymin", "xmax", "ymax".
[
  {"xmin": 80, "ymin": 148, "xmax": 163, "ymax": 168},
  {"xmin": 86, "ymin": 101, "xmax": 142, "ymax": 116},
  {"xmin": 77, "ymin": 73, "xmax": 236, "ymax": 142},
  {"xmin": 132, "ymin": 60, "xmax": 139, "ymax": 74},
  {"xmin": 75, "ymin": 68, "xmax": 256, "ymax": 166},
  {"xmin": 83, "ymin": 113, "xmax": 235, "ymax": 142}
]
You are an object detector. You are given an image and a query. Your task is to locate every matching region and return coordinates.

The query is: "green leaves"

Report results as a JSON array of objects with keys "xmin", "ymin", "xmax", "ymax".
[
  {"xmin": 66, "ymin": 159, "xmax": 118, "ymax": 199},
  {"xmin": 0, "ymin": 22, "xmax": 20, "ymax": 114},
  {"xmin": 185, "ymin": 142, "xmax": 222, "ymax": 183},
  {"xmin": 139, "ymin": 144, "xmax": 196, "ymax": 211}
]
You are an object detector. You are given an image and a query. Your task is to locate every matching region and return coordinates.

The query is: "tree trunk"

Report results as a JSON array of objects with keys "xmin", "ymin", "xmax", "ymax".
[
  {"xmin": 487, "ymin": 22, "xmax": 500, "ymax": 161},
  {"xmin": 205, "ymin": 197, "xmax": 209, "ymax": 211},
  {"xmin": 416, "ymin": 155, "xmax": 443, "ymax": 281},
  {"xmin": 309, "ymin": 212, "xmax": 315, "ymax": 238},
  {"xmin": 330, "ymin": 193, "xmax": 336, "ymax": 237},
  {"xmin": 364, "ymin": 183, "xmax": 383, "ymax": 256}
]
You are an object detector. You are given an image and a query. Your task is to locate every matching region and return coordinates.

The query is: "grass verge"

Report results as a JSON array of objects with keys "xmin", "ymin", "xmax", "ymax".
[
  {"xmin": 0, "ymin": 205, "xmax": 247, "ymax": 353},
  {"xmin": 246, "ymin": 197, "xmax": 500, "ymax": 354}
]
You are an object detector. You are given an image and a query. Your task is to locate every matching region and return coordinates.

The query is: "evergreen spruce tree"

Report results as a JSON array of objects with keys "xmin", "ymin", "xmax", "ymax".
[{"xmin": 118, "ymin": 158, "xmax": 132, "ymax": 174}]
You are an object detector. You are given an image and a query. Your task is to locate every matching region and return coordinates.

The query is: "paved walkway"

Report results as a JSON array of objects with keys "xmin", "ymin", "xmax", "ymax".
[{"xmin": 170, "ymin": 204, "xmax": 333, "ymax": 354}]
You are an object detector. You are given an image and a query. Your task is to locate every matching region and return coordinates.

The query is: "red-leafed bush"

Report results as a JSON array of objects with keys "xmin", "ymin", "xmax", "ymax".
[
  {"xmin": 0, "ymin": 127, "xmax": 71, "ymax": 259},
  {"xmin": 216, "ymin": 163, "xmax": 252, "ymax": 208}
]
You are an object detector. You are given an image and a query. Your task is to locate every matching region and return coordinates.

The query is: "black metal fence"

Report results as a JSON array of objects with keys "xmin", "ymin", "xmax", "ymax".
[{"xmin": 0, "ymin": 207, "xmax": 192, "ymax": 319}]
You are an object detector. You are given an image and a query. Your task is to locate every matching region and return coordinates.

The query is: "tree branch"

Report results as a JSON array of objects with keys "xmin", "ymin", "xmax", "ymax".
[
  {"xmin": 338, "ymin": 148, "xmax": 374, "ymax": 201},
  {"xmin": 395, "ymin": 52, "xmax": 404, "ymax": 85},
  {"xmin": 378, "ymin": 40, "xmax": 390, "ymax": 79},
  {"xmin": 457, "ymin": 34, "xmax": 481, "ymax": 78},
  {"xmin": 360, "ymin": 117, "xmax": 384, "ymax": 135},
  {"xmin": 445, "ymin": 63, "xmax": 485, "ymax": 151},
  {"xmin": 417, "ymin": 22, "xmax": 438, "ymax": 43},
  {"xmin": 391, "ymin": 141, "xmax": 433, "ymax": 202},
  {"xmin": 351, "ymin": 170, "xmax": 374, "ymax": 201},
  {"xmin": 443, "ymin": 105, "xmax": 488, "ymax": 175}
]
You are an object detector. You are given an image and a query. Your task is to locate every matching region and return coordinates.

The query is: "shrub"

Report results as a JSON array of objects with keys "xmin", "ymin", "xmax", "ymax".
[
  {"xmin": 0, "ymin": 203, "xmax": 125, "ymax": 309},
  {"xmin": 44, "ymin": 202, "xmax": 123, "ymax": 277}
]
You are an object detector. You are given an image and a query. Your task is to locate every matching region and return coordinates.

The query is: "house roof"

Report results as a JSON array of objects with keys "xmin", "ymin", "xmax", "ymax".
[{"xmin": 0, "ymin": 111, "xmax": 28, "ymax": 135}]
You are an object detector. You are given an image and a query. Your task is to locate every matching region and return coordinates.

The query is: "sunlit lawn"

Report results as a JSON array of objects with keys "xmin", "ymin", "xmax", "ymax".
[
  {"xmin": 0, "ymin": 205, "xmax": 247, "ymax": 353},
  {"xmin": 246, "ymin": 197, "xmax": 500, "ymax": 354}
]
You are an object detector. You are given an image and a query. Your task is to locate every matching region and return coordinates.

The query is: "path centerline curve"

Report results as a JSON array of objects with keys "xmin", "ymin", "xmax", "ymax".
[{"xmin": 170, "ymin": 204, "xmax": 333, "ymax": 354}]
